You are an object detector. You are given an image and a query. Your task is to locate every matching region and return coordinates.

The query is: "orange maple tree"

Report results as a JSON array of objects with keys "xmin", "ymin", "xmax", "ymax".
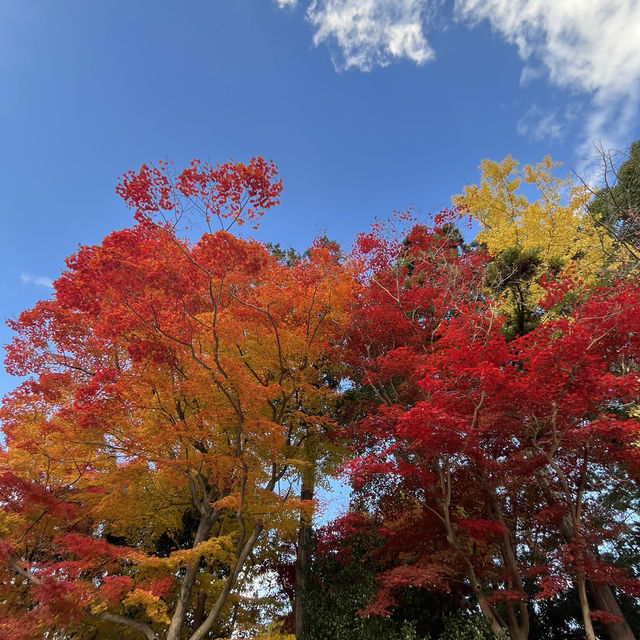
[{"xmin": 0, "ymin": 159, "xmax": 351, "ymax": 640}]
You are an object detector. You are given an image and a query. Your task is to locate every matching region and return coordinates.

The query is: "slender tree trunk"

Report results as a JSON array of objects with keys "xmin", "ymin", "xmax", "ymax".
[
  {"xmin": 293, "ymin": 476, "xmax": 314, "ymax": 639},
  {"xmin": 188, "ymin": 522, "xmax": 263, "ymax": 640},
  {"xmin": 192, "ymin": 590, "xmax": 207, "ymax": 630},
  {"xmin": 166, "ymin": 516, "xmax": 214, "ymax": 640},
  {"xmin": 483, "ymin": 477, "xmax": 529, "ymax": 639},
  {"xmin": 535, "ymin": 471, "xmax": 636, "ymax": 640},
  {"xmin": 578, "ymin": 573, "xmax": 597, "ymax": 640},
  {"xmin": 465, "ymin": 565, "xmax": 507, "ymax": 638},
  {"xmin": 437, "ymin": 461, "xmax": 510, "ymax": 639},
  {"xmin": 563, "ymin": 526, "xmax": 635, "ymax": 640}
]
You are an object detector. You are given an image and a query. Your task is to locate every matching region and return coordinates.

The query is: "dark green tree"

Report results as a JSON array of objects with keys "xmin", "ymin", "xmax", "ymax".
[{"xmin": 585, "ymin": 140, "xmax": 640, "ymax": 268}]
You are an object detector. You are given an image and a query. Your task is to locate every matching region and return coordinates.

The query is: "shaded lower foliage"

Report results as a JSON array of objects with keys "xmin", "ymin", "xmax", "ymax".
[{"xmin": 302, "ymin": 518, "xmax": 492, "ymax": 640}]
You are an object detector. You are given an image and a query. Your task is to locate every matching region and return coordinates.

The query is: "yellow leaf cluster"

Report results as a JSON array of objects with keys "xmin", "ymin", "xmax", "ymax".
[
  {"xmin": 252, "ymin": 619, "xmax": 297, "ymax": 640},
  {"xmin": 122, "ymin": 588, "xmax": 171, "ymax": 625},
  {"xmin": 453, "ymin": 155, "xmax": 612, "ymax": 283},
  {"xmin": 86, "ymin": 466, "xmax": 189, "ymax": 550},
  {"xmin": 0, "ymin": 511, "xmax": 24, "ymax": 538},
  {"xmin": 89, "ymin": 601, "xmax": 108, "ymax": 615},
  {"xmin": 135, "ymin": 535, "xmax": 235, "ymax": 572}
]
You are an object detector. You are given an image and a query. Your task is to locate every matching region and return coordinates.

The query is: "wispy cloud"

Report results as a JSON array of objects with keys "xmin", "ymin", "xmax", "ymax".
[
  {"xmin": 454, "ymin": 0, "xmax": 640, "ymax": 161},
  {"xmin": 275, "ymin": 0, "xmax": 640, "ymax": 162},
  {"xmin": 519, "ymin": 65, "xmax": 544, "ymax": 87},
  {"xmin": 20, "ymin": 272, "xmax": 54, "ymax": 289},
  {"xmin": 455, "ymin": 0, "xmax": 640, "ymax": 99},
  {"xmin": 274, "ymin": 0, "xmax": 298, "ymax": 7},
  {"xmin": 306, "ymin": 0, "xmax": 436, "ymax": 71},
  {"xmin": 516, "ymin": 105, "xmax": 564, "ymax": 142}
]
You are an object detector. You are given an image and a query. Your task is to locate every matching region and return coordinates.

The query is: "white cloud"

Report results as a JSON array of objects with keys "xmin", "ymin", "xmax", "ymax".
[
  {"xmin": 275, "ymin": 0, "xmax": 640, "ymax": 159},
  {"xmin": 306, "ymin": 0, "xmax": 436, "ymax": 71},
  {"xmin": 516, "ymin": 105, "xmax": 564, "ymax": 142},
  {"xmin": 274, "ymin": 0, "xmax": 298, "ymax": 7},
  {"xmin": 455, "ymin": 0, "xmax": 640, "ymax": 156},
  {"xmin": 519, "ymin": 64, "xmax": 544, "ymax": 87},
  {"xmin": 20, "ymin": 272, "xmax": 54, "ymax": 289}
]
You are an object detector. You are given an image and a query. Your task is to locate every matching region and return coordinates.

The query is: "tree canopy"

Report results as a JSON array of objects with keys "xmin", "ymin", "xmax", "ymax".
[{"xmin": 1, "ymin": 148, "xmax": 640, "ymax": 640}]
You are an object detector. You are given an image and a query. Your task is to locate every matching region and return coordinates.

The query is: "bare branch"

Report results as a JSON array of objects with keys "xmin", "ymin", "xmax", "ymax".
[{"xmin": 97, "ymin": 612, "xmax": 158, "ymax": 640}]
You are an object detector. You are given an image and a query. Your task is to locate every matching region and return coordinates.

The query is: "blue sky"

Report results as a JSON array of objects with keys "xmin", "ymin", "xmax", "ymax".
[{"xmin": 1, "ymin": 0, "xmax": 640, "ymax": 405}]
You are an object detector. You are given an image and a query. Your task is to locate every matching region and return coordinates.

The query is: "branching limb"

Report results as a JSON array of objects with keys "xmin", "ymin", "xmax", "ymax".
[{"xmin": 96, "ymin": 612, "xmax": 158, "ymax": 640}]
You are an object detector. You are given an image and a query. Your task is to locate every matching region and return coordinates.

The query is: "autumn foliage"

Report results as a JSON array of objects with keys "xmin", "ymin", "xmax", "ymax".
[
  {"xmin": 1, "ymin": 152, "xmax": 640, "ymax": 640},
  {"xmin": 0, "ymin": 158, "xmax": 351, "ymax": 640},
  {"xmin": 340, "ymin": 215, "xmax": 640, "ymax": 639}
]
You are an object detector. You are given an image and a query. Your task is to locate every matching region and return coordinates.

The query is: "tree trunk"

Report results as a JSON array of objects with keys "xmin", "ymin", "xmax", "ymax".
[
  {"xmin": 578, "ymin": 574, "xmax": 597, "ymax": 640},
  {"xmin": 167, "ymin": 516, "xmax": 215, "ymax": 640},
  {"xmin": 192, "ymin": 590, "xmax": 207, "ymax": 630},
  {"xmin": 468, "ymin": 573, "xmax": 507, "ymax": 638},
  {"xmin": 535, "ymin": 471, "xmax": 636, "ymax": 640},
  {"xmin": 188, "ymin": 522, "xmax": 263, "ymax": 640},
  {"xmin": 484, "ymin": 477, "xmax": 529, "ymax": 639},
  {"xmin": 590, "ymin": 582, "xmax": 637, "ymax": 640},
  {"xmin": 293, "ymin": 468, "xmax": 315, "ymax": 638}
]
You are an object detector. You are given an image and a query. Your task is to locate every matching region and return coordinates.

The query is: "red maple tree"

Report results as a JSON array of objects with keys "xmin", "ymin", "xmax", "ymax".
[{"xmin": 341, "ymin": 215, "xmax": 640, "ymax": 640}]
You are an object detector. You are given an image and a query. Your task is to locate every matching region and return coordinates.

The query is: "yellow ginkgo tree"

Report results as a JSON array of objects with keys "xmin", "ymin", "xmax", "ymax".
[
  {"xmin": 453, "ymin": 155, "xmax": 613, "ymax": 337},
  {"xmin": 454, "ymin": 155, "xmax": 612, "ymax": 278}
]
